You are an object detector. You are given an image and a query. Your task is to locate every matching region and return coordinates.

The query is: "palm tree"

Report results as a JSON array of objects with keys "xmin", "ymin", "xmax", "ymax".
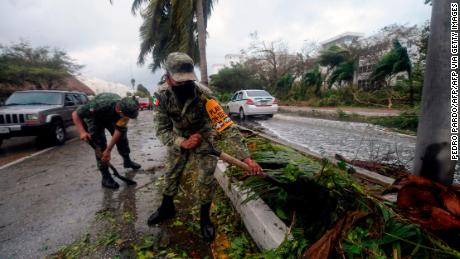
[
  {"xmin": 131, "ymin": 0, "xmax": 214, "ymax": 85},
  {"xmin": 302, "ymin": 66, "xmax": 323, "ymax": 97},
  {"xmin": 327, "ymin": 61, "xmax": 354, "ymax": 87},
  {"xmin": 318, "ymin": 45, "xmax": 356, "ymax": 88},
  {"xmin": 318, "ymin": 45, "xmax": 351, "ymax": 69},
  {"xmin": 370, "ymin": 40, "xmax": 413, "ymax": 104}
]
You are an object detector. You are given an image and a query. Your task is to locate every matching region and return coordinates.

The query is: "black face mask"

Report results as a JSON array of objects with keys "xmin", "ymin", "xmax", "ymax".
[{"xmin": 172, "ymin": 81, "xmax": 196, "ymax": 105}]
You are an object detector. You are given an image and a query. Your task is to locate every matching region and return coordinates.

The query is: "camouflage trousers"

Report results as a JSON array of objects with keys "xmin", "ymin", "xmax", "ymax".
[
  {"xmin": 84, "ymin": 120, "xmax": 131, "ymax": 170},
  {"xmin": 163, "ymin": 141, "xmax": 218, "ymax": 205}
]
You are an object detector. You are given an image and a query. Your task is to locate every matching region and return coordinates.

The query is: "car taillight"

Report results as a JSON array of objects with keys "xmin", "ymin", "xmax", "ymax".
[
  {"xmin": 273, "ymin": 98, "xmax": 278, "ymax": 104},
  {"xmin": 246, "ymin": 99, "xmax": 254, "ymax": 105}
]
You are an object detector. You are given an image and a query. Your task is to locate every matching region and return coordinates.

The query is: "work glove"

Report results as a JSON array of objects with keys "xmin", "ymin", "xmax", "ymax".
[
  {"xmin": 243, "ymin": 157, "xmax": 263, "ymax": 177},
  {"xmin": 180, "ymin": 133, "xmax": 202, "ymax": 150}
]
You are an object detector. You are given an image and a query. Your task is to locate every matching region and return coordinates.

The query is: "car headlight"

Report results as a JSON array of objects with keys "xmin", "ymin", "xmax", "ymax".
[{"xmin": 26, "ymin": 114, "xmax": 39, "ymax": 120}]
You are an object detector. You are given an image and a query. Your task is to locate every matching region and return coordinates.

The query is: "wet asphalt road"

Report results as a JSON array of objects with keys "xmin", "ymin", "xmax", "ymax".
[
  {"xmin": 0, "ymin": 111, "xmax": 167, "ymax": 258},
  {"xmin": 0, "ymin": 110, "xmax": 457, "ymax": 258},
  {"xmin": 0, "ymin": 127, "xmax": 79, "ymax": 167},
  {"xmin": 239, "ymin": 113, "xmax": 459, "ymax": 183}
]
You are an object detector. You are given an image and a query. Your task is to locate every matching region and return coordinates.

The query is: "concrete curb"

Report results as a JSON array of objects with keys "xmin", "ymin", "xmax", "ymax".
[
  {"xmin": 214, "ymin": 161, "xmax": 290, "ymax": 250},
  {"xmin": 212, "ymin": 126, "xmax": 397, "ymax": 251}
]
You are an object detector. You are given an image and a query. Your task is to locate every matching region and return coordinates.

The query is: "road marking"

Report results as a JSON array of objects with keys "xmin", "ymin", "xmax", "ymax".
[{"xmin": 0, "ymin": 138, "xmax": 78, "ymax": 171}]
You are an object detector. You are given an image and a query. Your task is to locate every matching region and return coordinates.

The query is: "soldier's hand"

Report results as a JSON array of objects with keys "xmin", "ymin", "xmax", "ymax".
[
  {"xmin": 80, "ymin": 131, "xmax": 92, "ymax": 142},
  {"xmin": 243, "ymin": 158, "xmax": 263, "ymax": 176},
  {"xmin": 180, "ymin": 133, "xmax": 202, "ymax": 149},
  {"xmin": 101, "ymin": 149, "xmax": 111, "ymax": 163}
]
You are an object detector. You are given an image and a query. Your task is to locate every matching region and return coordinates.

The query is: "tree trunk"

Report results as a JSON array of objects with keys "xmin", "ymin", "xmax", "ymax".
[
  {"xmin": 413, "ymin": 0, "xmax": 457, "ymax": 184},
  {"xmin": 195, "ymin": 0, "xmax": 208, "ymax": 85}
]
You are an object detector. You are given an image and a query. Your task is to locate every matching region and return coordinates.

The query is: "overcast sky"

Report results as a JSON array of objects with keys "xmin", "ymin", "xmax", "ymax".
[{"xmin": 0, "ymin": 0, "xmax": 431, "ymax": 92}]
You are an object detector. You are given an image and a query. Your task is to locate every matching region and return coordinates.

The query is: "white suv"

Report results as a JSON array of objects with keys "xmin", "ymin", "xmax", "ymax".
[{"xmin": 226, "ymin": 90, "xmax": 278, "ymax": 119}]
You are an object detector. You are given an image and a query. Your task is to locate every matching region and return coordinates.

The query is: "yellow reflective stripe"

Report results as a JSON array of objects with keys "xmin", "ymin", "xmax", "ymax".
[
  {"xmin": 205, "ymin": 99, "xmax": 233, "ymax": 133},
  {"xmin": 116, "ymin": 117, "xmax": 129, "ymax": 127}
]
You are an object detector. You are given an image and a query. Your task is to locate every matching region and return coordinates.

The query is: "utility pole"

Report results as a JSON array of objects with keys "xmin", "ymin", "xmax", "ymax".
[{"xmin": 413, "ymin": 0, "xmax": 459, "ymax": 184}]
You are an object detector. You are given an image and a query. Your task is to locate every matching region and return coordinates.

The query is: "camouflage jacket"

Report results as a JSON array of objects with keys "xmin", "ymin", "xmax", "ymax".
[
  {"xmin": 153, "ymin": 82, "xmax": 250, "ymax": 160},
  {"xmin": 76, "ymin": 93, "xmax": 129, "ymax": 132}
]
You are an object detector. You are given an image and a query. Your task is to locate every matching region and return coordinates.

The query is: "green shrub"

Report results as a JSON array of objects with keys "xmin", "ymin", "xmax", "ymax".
[{"xmin": 370, "ymin": 107, "xmax": 419, "ymax": 132}]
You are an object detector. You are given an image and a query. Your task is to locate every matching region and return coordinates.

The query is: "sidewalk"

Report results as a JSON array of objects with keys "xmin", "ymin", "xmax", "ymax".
[{"xmin": 279, "ymin": 106, "xmax": 402, "ymax": 117}]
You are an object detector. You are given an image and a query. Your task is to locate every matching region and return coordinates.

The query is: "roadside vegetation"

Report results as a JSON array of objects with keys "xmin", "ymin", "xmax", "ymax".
[
  {"xmin": 210, "ymin": 23, "xmax": 429, "ymax": 132},
  {"xmin": 225, "ymin": 135, "xmax": 460, "ymax": 258},
  {"xmin": 283, "ymin": 107, "xmax": 419, "ymax": 134},
  {"xmin": 0, "ymin": 41, "xmax": 82, "ymax": 101}
]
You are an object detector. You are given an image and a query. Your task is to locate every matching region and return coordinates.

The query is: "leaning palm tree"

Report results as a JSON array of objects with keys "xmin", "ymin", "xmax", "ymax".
[
  {"xmin": 318, "ymin": 45, "xmax": 356, "ymax": 89},
  {"xmin": 327, "ymin": 61, "xmax": 354, "ymax": 87},
  {"xmin": 318, "ymin": 45, "xmax": 351, "ymax": 69},
  {"xmin": 302, "ymin": 66, "xmax": 323, "ymax": 97},
  {"xmin": 131, "ymin": 0, "xmax": 214, "ymax": 85},
  {"xmin": 370, "ymin": 40, "xmax": 413, "ymax": 105}
]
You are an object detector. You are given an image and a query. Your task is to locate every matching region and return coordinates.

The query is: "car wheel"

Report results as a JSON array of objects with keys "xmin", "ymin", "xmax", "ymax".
[
  {"xmin": 49, "ymin": 121, "xmax": 66, "ymax": 145},
  {"xmin": 267, "ymin": 114, "xmax": 274, "ymax": 118},
  {"xmin": 239, "ymin": 108, "xmax": 245, "ymax": 120}
]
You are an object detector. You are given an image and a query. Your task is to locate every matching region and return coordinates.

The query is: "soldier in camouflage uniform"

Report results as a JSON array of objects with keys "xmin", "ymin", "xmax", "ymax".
[
  {"xmin": 72, "ymin": 93, "xmax": 141, "ymax": 189},
  {"xmin": 147, "ymin": 52, "xmax": 262, "ymax": 242}
]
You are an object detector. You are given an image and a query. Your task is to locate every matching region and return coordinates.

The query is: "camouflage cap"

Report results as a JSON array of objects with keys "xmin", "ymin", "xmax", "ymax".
[
  {"xmin": 120, "ymin": 97, "xmax": 139, "ymax": 119},
  {"xmin": 165, "ymin": 52, "xmax": 198, "ymax": 82}
]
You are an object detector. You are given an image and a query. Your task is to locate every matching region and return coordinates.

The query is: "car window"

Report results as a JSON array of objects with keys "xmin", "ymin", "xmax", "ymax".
[
  {"xmin": 246, "ymin": 90, "xmax": 271, "ymax": 97},
  {"xmin": 237, "ymin": 92, "xmax": 243, "ymax": 100},
  {"xmin": 72, "ymin": 94, "xmax": 83, "ymax": 105},
  {"xmin": 65, "ymin": 94, "xmax": 76, "ymax": 105},
  {"xmin": 79, "ymin": 94, "xmax": 89, "ymax": 104},
  {"xmin": 231, "ymin": 93, "xmax": 239, "ymax": 101},
  {"xmin": 5, "ymin": 92, "xmax": 63, "ymax": 105}
]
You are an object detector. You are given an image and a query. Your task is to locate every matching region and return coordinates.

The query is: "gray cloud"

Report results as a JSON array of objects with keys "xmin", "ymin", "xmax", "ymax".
[
  {"xmin": 0, "ymin": 0, "xmax": 431, "ymax": 91},
  {"xmin": 207, "ymin": 0, "xmax": 431, "ymax": 68}
]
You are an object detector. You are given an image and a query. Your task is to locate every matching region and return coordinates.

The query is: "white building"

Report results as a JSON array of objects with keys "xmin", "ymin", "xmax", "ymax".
[
  {"xmin": 356, "ymin": 26, "xmax": 421, "ymax": 88},
  {"xmin": 317, "ymin": 27, "xmax": 421, "ymax": 89},
  {"xmin": 321, "ymin": 32, "xmax": 364, "ymax": 49},
  {"xmin": 77, "ymin": 76, "xmax": 133, "ymax": 97}
]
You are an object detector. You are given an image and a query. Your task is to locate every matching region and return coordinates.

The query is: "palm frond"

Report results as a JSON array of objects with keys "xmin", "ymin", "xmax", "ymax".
[
  {"xmin": 370, "ymin": 40, "xmax": 411, "ymax": 82},
  {"xmin": 135, "ymin": 0, "xmax": 215, "ymax": 72},
  {"xmin": 131, "ymin": 0, "xmax": 149, "ymax": 14},
  {"xmin": 328, "ymin": 61, "xmax": 354, "ymax": 86}
]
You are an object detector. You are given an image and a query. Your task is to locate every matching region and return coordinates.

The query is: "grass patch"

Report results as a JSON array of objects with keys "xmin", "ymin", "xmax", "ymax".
[
  {"xmin": 369, "ymin": 110, "xmax": 418, "ymax": 134},
  {"xmin": 280, "ymin": 107, "xmax": 418, "ymax": 135}
]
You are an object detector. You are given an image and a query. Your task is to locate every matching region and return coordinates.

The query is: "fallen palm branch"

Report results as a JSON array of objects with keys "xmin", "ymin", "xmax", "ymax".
[{"xmin": 218, "ymin": 133, "xmax": 460, "ymax": 258}]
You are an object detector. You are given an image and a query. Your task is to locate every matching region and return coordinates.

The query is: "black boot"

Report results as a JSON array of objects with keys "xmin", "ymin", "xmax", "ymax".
[
  {"xmin": 100, "ymin": 168, "xmax": 119, "ymax": 189},
  {"xmin": 123, "ymin": 155, "xmax": 141, "ymax": 170},
  {"xmin": 147, "ymin": 195, "xmax": 176, "ymax": 226},
  {"xmin": 200, "ymin": 202, "xmax": 215, "ymax": 242}
]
